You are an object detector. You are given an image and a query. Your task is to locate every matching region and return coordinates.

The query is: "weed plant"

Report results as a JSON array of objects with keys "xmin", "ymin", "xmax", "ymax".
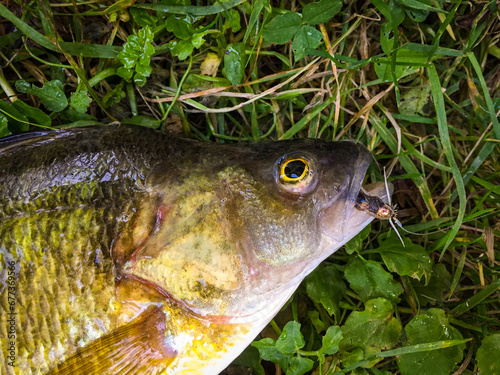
[{"xmin": 0, "ymin": 1, "xmax": 499, "ymax": 374}]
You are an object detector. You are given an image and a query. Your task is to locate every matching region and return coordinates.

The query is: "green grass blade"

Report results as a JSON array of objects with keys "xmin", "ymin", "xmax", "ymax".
[
  {"xmin": 448, "ymin": 52, "xmax": 500, "ymax": 203},
  {"xmin": 132, "ymin": 0, "xmax": 247, "ymax": 16},
  {"xmin": 401, "ymin": 136, "xmax": 452, "ymax": 172},
  {"xmin": 0, "ymin": 4, "xmax": 121, "ymax": 59},
  {"xmin": 447, "ymin": 250, "xmax": 467, "ymax": 300},
  {"xmin": 370, "ymin": 112, "xmax": 439, "ymax": 218},
  {"xmin": 333, "ymin": 339, "xmax": 471, "ymax": 374},
  {"xmin": 59, "ymin": 42, "xmax": 120, "ymax": 58},
  {"xmin": 427, "ymin": 64, "xmax": 466, "ymax": 255},
  {"xmin": 280, "ymin": 95, "xmax": 336, "ymax": 139},
  {"xmin": 449, "ymin": 278, "xmax": 500, "ymax": 316},
  {"xmin": 0, "ymin": 3, "xmax": 58, "ymax": 51}
]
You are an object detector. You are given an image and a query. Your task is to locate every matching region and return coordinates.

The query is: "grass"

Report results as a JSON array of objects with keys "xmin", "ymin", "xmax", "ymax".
[{"xmin": 0, "ymin": 0, "xmax": 499, "ymax": 374}]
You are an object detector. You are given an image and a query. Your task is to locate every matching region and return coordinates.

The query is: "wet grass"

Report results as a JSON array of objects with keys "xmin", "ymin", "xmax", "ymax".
[{"xmin": 0, "ymin": 1, "xmax": 499, "ymax": 374}]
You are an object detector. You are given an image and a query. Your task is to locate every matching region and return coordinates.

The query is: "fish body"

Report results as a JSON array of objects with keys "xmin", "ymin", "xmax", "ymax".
[{"xmin": 0, "ymin": 125, "xmax": 383, "ymax": 374}]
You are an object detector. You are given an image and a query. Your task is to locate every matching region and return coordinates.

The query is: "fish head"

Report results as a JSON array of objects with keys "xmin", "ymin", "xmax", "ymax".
[{"xmin": 124, "ymin": 139, "xmax": 378, "ymax": 325}]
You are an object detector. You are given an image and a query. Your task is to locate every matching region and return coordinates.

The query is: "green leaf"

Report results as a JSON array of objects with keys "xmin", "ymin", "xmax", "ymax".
[
  {"xmin": 307, "ymin": 310, "xmax": 327, "ymax": 333},
  {"xmin": 0, "ymin": 113, "xmax": 11, "ymax": 137},
  {"xmin": 230, "ymin": 346, "xmax": 265, "ymax": 375},
  {"xmin": 276, "ymin": 321, "xmax": 305, "ymax": 356},
  {"xmin": 305, "ymin": 263, "xmax": 346, "ymax": 318},
  {"xmin": 166, "ymin": 15, "xmax": 195, "ymax": 39},
  {"xmin": 303, "ymin": 0, "xmax": 342, "ymax": 25},
  {"xmin": 61, "ymin": 108, "xmax": 96, "ymax": 122},
  {"xmin": 371, "ymin": 368, "xmax": 392, "ymax": 375},
  {"xmin": 133, "ymin": 74, "xmax": 147, "ymax": 86},
  {"xmin": 224, "ymin": 8, "xmax": 241, "ymax": 32},
  {"xmin": 263, "ymin": 12, "xmax": 302, "ymax": 44},
  {"xmin": 342, "ymin": 339, "xmax": 470, "ymax": 373},
  {"xmin": 369, "ymin": 0, "xmax": 391, "ymax": 20},
  {"xmin": 287, "ymin": 356, "xmax": 314, "ymax": 375},
  {"xmin": 399, "ymin": 84, "xmax": 432, "ymax": 116},
  {"xmin": 102, "ymin": 82, "xmax": 126, "ymax": 108},
  {"xmin": 404, "ymin": 0, "xmax": 431, "ymax": 22},
  {"xmin": 15, "ymin": 80, "xmax": 68, "ymax": 112},
  {"xmin": 169, "ymin": 39, "xmax": 194, "ymax": 60},
  {"xmin": 292, "ymin": 25, "xmax": 323, "ymax": 61},
  {"xmin": 117, "ymin": 26, "xmax": 155, "ymax": 86},
  {"xmin": 61, "ymin": 42, "xmax": 121, "ymax": 58},
  {"xmin": 341, "ymin": 347, "xmax": 365, "ymax": 367},
  {"xmin": 319, "ymin": 325, "xmax": 342, "ymax": 355},
  {"xmin": 136, "ymin": 63, "xmax": 153, "ymax": 77},
  {"xmin": 409, "ymin": 263, "xmax": 451, "ymax": 306},
  {"xmin": 397, "ymin": 309, "xmax": 465, "ymax": 375},
  {"xmin": 345, "ymin": 224, "xmax": 371, "ymax": 255},
  {"xmin": 12, "ymin": 100, "xmax": 51, "ymax": 127},
  {"xmin": 252, "ymin": 338, "xmax": 288, "ymax": 369},
  {"xmin": 224, "ymin": 43, "xmax": 247, "ymax": 85},
  {"xmin": 0, "ymin": 101, "xmax": 29, "ymax": 132},
  {"xmin": 191, "ymin": 32, "xmax": 207, "ymax": 49},
  {"xmin": 477, "ymin": 334, "xmax": 500, "ymax": 375},
  {"xmin": 59, "ymin": 120, "xmax": 101, "ymax": 128},
  {"xmin": 379, "ymin": 22, "xmax": 394, "ymax": 54},
  {"xmin": 70, "ymin": 90, "xmax": 92, "ymax": 113},
  {"xmin": 374, "ymin": 47, "xmax": 428, "ymax": 82},
  {"xmin": 379, "ymin": 237, "xmax": 433, "ymax": 283},
  {"xmin": 122, "ymin": 115, "xmax": 162, "ymax": 128},
  {"xmin": 340, "ymin": 298, "xmax": 402, "ymax": 357},
  {"xmin": 345, "ymin": 256, "xmax": 403, "ymax": 302},
  {"xmin": 389, "ymin": 0, "xmax": 406, "ymax": 27},
  {"xmin": 130, "ymin": 7, "xmax": 158, "ymax": 27},
  {"xmin": 117, "ymin": 67, "xmax": 134, "ymax": 80}
]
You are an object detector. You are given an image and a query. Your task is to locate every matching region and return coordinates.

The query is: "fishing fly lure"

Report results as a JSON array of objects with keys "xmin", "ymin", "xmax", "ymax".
[{"xmin": 355, "ymin": 169, "xmax": 407, "ymax": 245}]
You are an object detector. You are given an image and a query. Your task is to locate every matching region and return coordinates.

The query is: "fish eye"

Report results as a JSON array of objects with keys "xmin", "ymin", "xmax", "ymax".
[
  {"xmin": 275, "ymin": 154, "xmax": 317, "ymax": 194},
  {"xmin": 282, "ymin": 158, "xmax": 308, "ymax": 181}
]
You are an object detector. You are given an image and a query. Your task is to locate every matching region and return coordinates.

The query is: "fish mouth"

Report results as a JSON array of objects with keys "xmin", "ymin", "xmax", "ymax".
[
  {"xmin": 318, "ymin": 147, "xmax": 371, "ymax": 242},
  {"xmin": 319, "ymin": 181, "xmax": 391, "ymax": 243},
  {"xmin": 291, "ymin": 181, "xmax": 391, "ymax": 283}
]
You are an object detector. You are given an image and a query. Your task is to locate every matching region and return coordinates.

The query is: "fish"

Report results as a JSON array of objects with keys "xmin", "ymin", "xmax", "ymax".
[{"xmin": 0, "ymin": 124, "xmax": 387, "ymax": 375}]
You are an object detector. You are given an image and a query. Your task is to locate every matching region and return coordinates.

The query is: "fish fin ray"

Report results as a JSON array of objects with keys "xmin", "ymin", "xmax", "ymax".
[{"xmin": 49, "ymin": 305, "xmax": 176, "ymax": 375}]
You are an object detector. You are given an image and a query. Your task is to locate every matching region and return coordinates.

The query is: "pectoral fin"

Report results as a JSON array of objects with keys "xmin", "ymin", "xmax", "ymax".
[{"xmin": 50, "ymin": 305, "xmax": 176, "ymax": 375}]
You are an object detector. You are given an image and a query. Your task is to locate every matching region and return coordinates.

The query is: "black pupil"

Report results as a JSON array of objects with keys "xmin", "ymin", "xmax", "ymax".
[{"xmin": 285, "ymin": 160, "xmax": 306, "ymax": 179}]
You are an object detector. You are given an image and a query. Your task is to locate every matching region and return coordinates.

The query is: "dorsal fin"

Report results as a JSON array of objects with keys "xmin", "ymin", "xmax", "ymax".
[{"xmin": 49, "ymin": 305, "xmax": 177, "ymax": 375}]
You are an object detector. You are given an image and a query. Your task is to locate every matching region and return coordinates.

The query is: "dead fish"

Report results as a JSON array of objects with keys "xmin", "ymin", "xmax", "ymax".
[{"xmin": 0, "ymin": 125, "xmax": 387, "ymax": 375}]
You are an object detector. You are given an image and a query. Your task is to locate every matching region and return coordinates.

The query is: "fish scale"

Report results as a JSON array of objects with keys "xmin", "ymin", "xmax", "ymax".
[
  {"xmin": 0, "ymin": 127, "xmax": 164, "ymax": 374},
  {"xmin": 0, "ymin": 201, "xmax": 132, "ymax": 374}
]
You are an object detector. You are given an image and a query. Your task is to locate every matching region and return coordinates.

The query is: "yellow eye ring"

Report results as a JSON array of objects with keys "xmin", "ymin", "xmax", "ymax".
[
  {"xmin": 280, "ymin": 157, "xmax": 309, "ymax": 182},
  {"xmin": 275, "ymin": 154, "xmax": 317, "ymax": 195}
]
